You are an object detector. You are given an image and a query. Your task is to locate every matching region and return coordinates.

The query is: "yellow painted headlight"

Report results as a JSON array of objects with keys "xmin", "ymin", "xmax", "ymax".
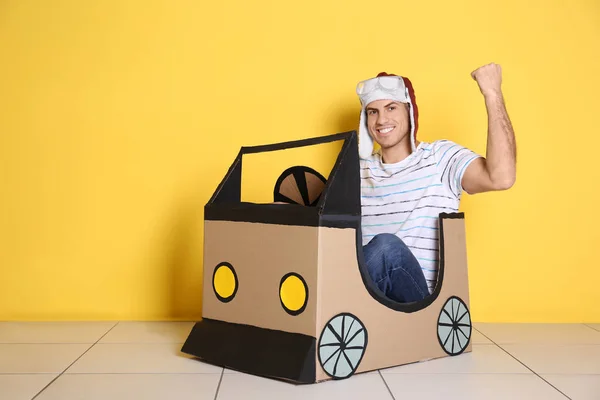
[
  {"xmin": 213, "ymin": 263, "xmax": 238, "ymax": 302},
  {"xmin": 280, "ymin": 273, "xmax": 308, "ymax": 315}
]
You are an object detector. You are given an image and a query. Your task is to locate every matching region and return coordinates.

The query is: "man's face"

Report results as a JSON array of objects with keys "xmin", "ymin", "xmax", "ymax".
[{"xmin": 365, "ymin": 100, "xmax": 410, "ymax": 150}]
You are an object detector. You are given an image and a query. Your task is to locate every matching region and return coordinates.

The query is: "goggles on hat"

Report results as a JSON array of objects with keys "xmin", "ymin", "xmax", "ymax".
[{"xmin": 356, "ymin": 75, "xmax": 408, "ymax": 99}]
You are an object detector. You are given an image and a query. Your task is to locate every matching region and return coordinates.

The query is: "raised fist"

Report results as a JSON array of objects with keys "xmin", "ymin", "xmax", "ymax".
[{"xmin": 471, "ymin": 63, "xmax": 502, "ymax": 97}]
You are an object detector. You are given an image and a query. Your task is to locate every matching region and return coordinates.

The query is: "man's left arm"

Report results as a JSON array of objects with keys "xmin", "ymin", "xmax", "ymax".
[{"xmin": 462, "ymin": 63, "xmax": 517, "ymax": 194}]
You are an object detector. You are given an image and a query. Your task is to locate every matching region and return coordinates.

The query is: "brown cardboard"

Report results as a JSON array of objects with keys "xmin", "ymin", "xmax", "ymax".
[
  {"xmin": 305, "ymin": 171, "xmax": 325, "ymax": 204},
  {"xmin": 279, "ymin": 174, "xmax": 305, "ymax": 204},
  {"xmin": 182, "ymin": 131, "xmax": 473, "ymax": 384},
  {"xmin": 315, "ymin": 217, "xmax": 471, "ymax": 381},
  {"xmin": 202, "ymin": 220, "xmax": 318, "ymax": 338}
]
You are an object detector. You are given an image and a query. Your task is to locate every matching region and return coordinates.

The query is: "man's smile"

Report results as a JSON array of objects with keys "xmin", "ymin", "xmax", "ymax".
[{"xmin": 377, "ymin": 126, "xmax": 396, "ymax": 135}]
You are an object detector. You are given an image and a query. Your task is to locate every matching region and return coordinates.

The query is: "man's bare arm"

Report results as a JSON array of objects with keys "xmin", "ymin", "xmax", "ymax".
[{"xmin": 462, "ymin": 63, "xmax": 517, "ymax": 194}]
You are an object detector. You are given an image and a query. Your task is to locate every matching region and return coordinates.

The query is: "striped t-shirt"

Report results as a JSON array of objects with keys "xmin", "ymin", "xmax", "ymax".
[{"xmin": 360, "ymin": 140, "xmax": 482, "ymax": 293}]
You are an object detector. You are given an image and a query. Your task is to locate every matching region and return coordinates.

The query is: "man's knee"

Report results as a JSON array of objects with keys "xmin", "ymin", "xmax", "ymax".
[
  {"xmin": 370, "ymin": 233, "xmax": 403, "ymax": 249},
  {"xmin": 370, "ymin": 233, "xmax": 410, "ymax": 255}
]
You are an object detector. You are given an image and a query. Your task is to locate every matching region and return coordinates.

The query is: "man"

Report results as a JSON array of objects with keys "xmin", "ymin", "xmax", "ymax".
[{"xmin": 357, "ymin": 63, "xmax": 516, "ymax": 303}]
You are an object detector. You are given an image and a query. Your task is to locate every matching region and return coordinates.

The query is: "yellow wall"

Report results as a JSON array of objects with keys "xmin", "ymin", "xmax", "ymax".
[{"xmin": 1, "ymin": 0, "xmax": 599, "ymax": 322}]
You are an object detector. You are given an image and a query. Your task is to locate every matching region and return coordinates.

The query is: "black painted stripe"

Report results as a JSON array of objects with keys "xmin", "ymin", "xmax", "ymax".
[
  {"xmin": 205, "ymin": 203, "xmax": 320, "ymax": 226},
  {"xmin": 403, "ymin": 235, "xmax": 439, "ymax": 242},
  {"xmin": 205, "ymin": 203, "xmax": 360, "ymax": 229},
  {"xmin": 360, "ymin": 195, "xmax": 456, "ymax": 208},
  {"xmin": 181, "ymin": 318, "xmax": 316, "ymax": 384},
  {"xmin": 241, "ymin": 131, "xmax": 351, "ymax": 154},
  {"xmin": 409, "ymin": 245, "xmax": 440, "ymax": 252},
  {"xmin": 440, "ymin": 148, "xmax": 463, "ymax": 183},
  {"xmin": 292, "ymin": 168, "xmax": 310, "ymax": 206},
  {"xmin": 360, "ymin": 163, "xmax": 436, "ymax": 180},
  {"xmin": 363, "ymin": 205, "xmax": 458, "ymax": 218},
  {"xmin": 360, "ymin": 151, "xmax": 436, "ymax": 172}
]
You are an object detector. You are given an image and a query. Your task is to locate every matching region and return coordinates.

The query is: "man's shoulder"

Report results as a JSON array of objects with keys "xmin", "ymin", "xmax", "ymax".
[
  {"xmin": 425, "ymin": 139, "xmax": 473, "ymax": 161},
  {"xmin": 427, "ymin": 139, "xmax": 459, "ymax": 150}
]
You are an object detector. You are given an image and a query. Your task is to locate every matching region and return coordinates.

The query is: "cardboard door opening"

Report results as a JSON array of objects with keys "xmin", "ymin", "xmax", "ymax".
[{"xmin": 351, "ymin": 214, "xmax": 453, "ymax": 314}]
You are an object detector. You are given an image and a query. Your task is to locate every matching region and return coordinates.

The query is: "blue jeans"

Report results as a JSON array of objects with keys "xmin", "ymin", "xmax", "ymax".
[{"xmin": 363, "ymin": 233, "xmax": 430, "ymax": 303}]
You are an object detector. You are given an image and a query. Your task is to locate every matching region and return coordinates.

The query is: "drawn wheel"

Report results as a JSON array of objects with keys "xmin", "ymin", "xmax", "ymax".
[
  {"xmin": 437, "ymin": 296, "xmax": 472, "ymax": 356},
  {"xmin": 318, "ymin": 313, "xmax": 368, "ymax": 380},
  {"xmin": 273, "ymin": 166, "xmax": 326, "ymax": 206}
]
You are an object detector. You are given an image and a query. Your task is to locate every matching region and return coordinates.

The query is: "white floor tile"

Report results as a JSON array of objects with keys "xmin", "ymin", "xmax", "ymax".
[
  {"xmin": 35, "ymin": 373, "xmax": 221, "ymax": 400},
  {"xmin": 542, "ymin": 374, "xmax": 600, "ymax": 400},
  {"xmin": 476, "ymin": 323, "xmax": 600, "ymax": 345},
  {"xmin": 99, "ymin": 322, "xmax": 194, "ymax": 343},
  {"xmin": 216, "ymin": 371, "xmax": 392, "ymax": 400},
  {"xmin": 66, "ymin": 343, "xmax": 222, "ymax": 374},
  {"xmin": 0, "ymin": 344, "xmax": 91, "ymax": 373},
  {"xmin": 383, "ymin": 373, "xmax": 568, "ymax": 400},
  {"xmin": 502, "ymin": 344, "xmax": 600, "ymax": 374},
  {"xmin": 380, "ymin": 345, "xmax": 530, "ymax": 374},
  {"xmin": 471, "ymin": 329, "xmax": 493, "ymax": 344},
  {"xmin": 0, "ymin": 374, "xmax": 57, "ymax": 400},
  {"xmin": 0, "ymin": 322, "xmax": 115, "ymax": 344},
  {"xmin": 223, "ymin": 368, "xmax": 239, "ymax": 374}
]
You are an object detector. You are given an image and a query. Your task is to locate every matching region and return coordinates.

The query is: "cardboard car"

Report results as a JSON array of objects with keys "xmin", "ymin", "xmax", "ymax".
[{"xmin": 181, "ymin": 130, "xmax": 473, "ymax": 383}]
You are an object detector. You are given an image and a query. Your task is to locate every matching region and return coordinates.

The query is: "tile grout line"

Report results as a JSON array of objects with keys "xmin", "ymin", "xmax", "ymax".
[
  {"xmin": 378, "ymin": 370, "xmax": 397, "ymax": 400},
  {"xmin": 474, "ymin": 328, "xmax": 572, "ymax": 400},
  {"xmin": 583, "ymin": 323, "xmax": 600, "ymax": 333},
  {"xmin": 30, "ymin": 321, "xmax": 120, "ymax": 400},
  {"xmin": 0, "ymin": 372, "xmax": 226, "ymax": 375},
  {"xmin": 213, "ymin": 368, "xmax": 225, "ymax": 400}
]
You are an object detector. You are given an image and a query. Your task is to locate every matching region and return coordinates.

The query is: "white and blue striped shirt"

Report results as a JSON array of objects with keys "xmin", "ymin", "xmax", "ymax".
[{"xmin": 360, "ymin": 140, "xmax": 482, "ymax": 293}]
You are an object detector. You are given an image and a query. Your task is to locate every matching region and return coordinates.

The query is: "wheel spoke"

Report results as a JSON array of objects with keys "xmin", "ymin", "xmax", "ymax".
[
  {"xmin": 443, "ymin": 328, "xmax": 453, "ymax": 346},
  {"xmin": 344, "ymin": 319, "xmax": 356, "ymax": 344},
  {"xmin": 345, "ymin": 345, "xmax": 365, "ymax": 350},
  {"xmin": 442, "ymin": 309, "xmax": 453, "ymax": 323},
  {"xmin": 457, "ymin": 323, "xmax": 471, "ymax": 328},
  {"xmin": 292, "ymin": 169, "xmax": 310, "ymax": 205},
  {"xmin": 456, "ymin": 301, "xmax": 464, "ymax": 319},
  {"xmin": 456, "ymin": 310, "xmax": 469, "ymax": 324},
  {"xmin": 457, "ymin": 326, "xmax": 469, "ymax": 341},
  {"xmin": 319, "ymin": 343, "xmax": 342, "ymax": 348},
  {"xmin": 451, "ymin": 300, "xmax": 456, "ymax": 322},
  {"xmin": 451, "ymin": 330, "xmax": 456, "ymax": 353},
  {"xmin": 323, "ymin": 347, "xmax": 341, "ymax": 366},
  {"xmin": 332, "ymin": 348, "xmax": 343, "ymax": 376},
  {"xmin": 345, "ymin": 328, "xmax": 364, "ymax": 347},
  {"xmin": 327, "ymin": 323, "xmax": 344, "ymax": 344},
  {"xmin": 342, "ymin": 350, "xmax": 355, "ymax": 369},
  {"xmin": 341, "ymin": 315, "xmax": 346, "ymax": 343},
  {"xmin": 438, "ymin": 323, "xmax": 453, "ymax": 327}
]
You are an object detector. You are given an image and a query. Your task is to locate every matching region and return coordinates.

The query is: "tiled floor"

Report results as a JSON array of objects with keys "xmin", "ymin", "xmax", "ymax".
[{"xmin": 0, "ymin": 322, "xmax": 599, "ymax": 399}]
